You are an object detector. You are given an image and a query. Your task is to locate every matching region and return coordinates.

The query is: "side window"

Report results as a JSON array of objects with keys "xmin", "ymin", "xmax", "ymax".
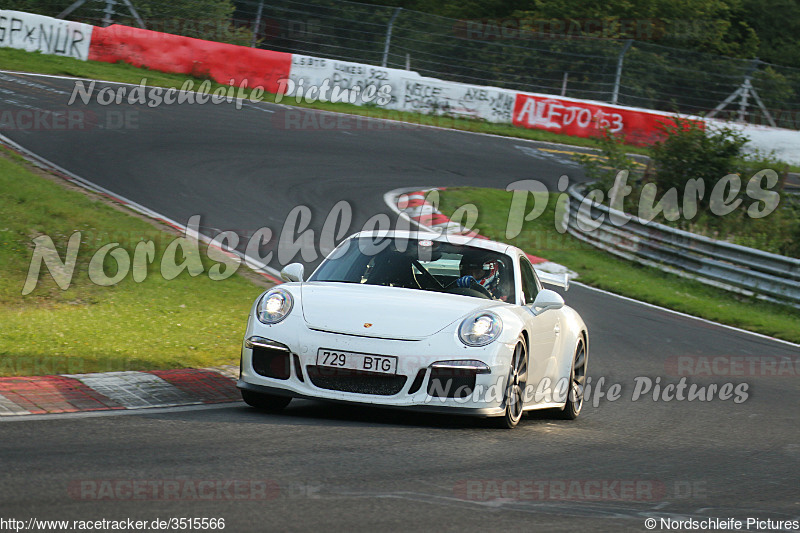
[{"xmin": 519, "ymin": 258, "xmax": 539, "ymax": 305}]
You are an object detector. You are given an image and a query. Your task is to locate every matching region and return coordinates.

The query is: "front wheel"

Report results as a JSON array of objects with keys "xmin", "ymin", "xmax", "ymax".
[
  {"xmin": 241, "ymin": 389, "xmax": 292, "ymax": 412},
  {"xmin": 492, "ymin": 338, "xmax": 528, "ymax": 429},
  {"xmin": 553, "ymin": 338, "xmax": 587, "ymax": 420}
]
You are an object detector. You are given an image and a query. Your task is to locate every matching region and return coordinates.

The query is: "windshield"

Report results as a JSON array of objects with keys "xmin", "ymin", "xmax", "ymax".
[{"xmin": 309, "ymin": 237, "xmax": 516, "ymax": 302}]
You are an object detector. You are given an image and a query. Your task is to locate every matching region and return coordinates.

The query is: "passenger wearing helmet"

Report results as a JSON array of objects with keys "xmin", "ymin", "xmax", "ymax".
[{"xmin": 456, "ymin": 256, "xmax": 504, "ymax": 299}]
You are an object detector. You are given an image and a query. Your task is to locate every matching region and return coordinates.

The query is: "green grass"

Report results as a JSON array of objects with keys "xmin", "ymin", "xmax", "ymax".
[
  {"xmin": 0, "ymin": 148, "xmax": 266, "ymax": 376},
  {"xmin": 438, "ymin": 187, "xmax": 800, "ymax": 343}
]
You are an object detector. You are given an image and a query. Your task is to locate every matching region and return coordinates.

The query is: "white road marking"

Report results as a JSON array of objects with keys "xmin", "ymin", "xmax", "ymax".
[
  {"xmin": 0, "ymin": 393, "xmax": 31, "ymax": 415},
  {"xmin": 64, "ymin": 371, "xmax": 197, "ymax": 409},
  {"xmin": 572, "ymin": 281, "xmax": 800, "ymax": 348},
  {"xmin": 515, "ymin": 144, "xmax": 582, "ymax": 168},
  {"xmin": 243, "ymin": 103, "xmax": 275, "ymax": 113},
  {"xmin": 0, "ymin": 402, "xmax": 240, "ymax": 423}
]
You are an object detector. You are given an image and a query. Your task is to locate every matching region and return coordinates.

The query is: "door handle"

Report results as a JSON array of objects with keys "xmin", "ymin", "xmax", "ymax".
[{"xmin": 553, "ymin": 324, "xmax": 561, "ymax": 335}]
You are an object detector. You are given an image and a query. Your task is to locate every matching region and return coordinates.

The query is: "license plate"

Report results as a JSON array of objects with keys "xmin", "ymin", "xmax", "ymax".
[{"xmin": 316, "ymin": 349, "xmax": 398, "ymax": 374}]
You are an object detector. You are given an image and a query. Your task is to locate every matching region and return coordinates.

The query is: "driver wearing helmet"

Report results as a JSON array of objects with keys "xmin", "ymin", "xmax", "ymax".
[{"xmin": 457, "ymin": 256, "xmax": 504, "ymax": 299}]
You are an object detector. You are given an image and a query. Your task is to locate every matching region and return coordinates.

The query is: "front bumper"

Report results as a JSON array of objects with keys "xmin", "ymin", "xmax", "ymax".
[
  {"xmin": 237, "ymin": 380, "xmax": 505, "ymax": 417},
  {"xmin": 237, "ymin": 321, "xmax": 514, "ymax": 417}
]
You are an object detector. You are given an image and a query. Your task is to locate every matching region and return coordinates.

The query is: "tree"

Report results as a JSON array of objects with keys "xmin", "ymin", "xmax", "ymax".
[{"xmin": 743, "ymin": 0, "xmax": 800, "ymax": 68}]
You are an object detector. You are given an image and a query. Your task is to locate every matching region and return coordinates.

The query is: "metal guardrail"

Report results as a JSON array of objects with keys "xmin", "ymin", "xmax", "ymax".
[{"xmin": 566, "ymin": 184, "xmax": 800, "ymax": 308}]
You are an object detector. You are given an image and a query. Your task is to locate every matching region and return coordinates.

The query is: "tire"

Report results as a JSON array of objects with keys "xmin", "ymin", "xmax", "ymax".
[
  {"xmin": 241, "ymin": 389, "xmax": 292, "ymax": 412},
  {"xmin": 492, "ymin": 338, "xmax": 528, "ymax": 429},
  {"xmin": 553, "ymin": 337, "xmax": 587, "ymax": 420}
]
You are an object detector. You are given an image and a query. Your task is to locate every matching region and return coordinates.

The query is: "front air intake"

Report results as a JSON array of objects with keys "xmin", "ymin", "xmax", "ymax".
[
  {"xmin": 251, "ymin": 346, "xmax": 291, "ymax": 380},
  {"xmin": 307, "ymin": 366, "xmax": 407, "ymax": 395},
  {"xmin": 427, "ymin": 368, "xmax": 476, "ymax": 399}
]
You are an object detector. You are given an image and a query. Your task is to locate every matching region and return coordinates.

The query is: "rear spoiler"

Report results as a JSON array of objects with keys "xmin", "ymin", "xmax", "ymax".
[{"xmin": 535, "ymin": 270, "xmax": 570, "ymax": 291}]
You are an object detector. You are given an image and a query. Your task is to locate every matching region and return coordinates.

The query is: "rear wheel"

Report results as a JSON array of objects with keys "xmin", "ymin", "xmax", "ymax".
[
  {"xmin": 241, "ymin": 390, "xmax": 292, "ymax": 412},
  {"xmin": 554, "ymin": 338, "xmax": 586, "ymax": 420},
  {"xmin": 492, "ymin": 338, "xmax": 528, "ymax": 429}
]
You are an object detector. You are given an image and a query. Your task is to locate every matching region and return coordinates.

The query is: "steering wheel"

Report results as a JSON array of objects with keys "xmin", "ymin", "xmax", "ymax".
[
  {"xmin": 411, "ymin": 259, "xmax": 445, "ymax": 291},
  {"xmin": 468, "ymin": 280, "xmax": 493, "ymax": 298},
  {"xmin": 444, "ymin": 277, "xmax": 493, "ymax": 298}
]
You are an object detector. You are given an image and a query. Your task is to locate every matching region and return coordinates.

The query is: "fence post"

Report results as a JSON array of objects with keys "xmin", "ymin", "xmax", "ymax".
[
  {"xmin": 611, "ymin": 39, "xmax": 633, "ymax": 105},
  {"xmin": 57, "ymin": 0, "xmax": 89, "ymax": 20},
  {"xmin": 708, "ymin": 58, "xmax": 775, "ymax": 125},
  {"xmin": 250, "ymin": 0, "xmax": 265, "ymax": 48},
  {"xmin": 382, "ymin": 7, "xmax": 402, "ymax": 68},
  {"xmin": 118, "ymin": 0, "xmax": 145, "ymax": 28},
  {"xmin": 102, "ymin": 0, "xmax": 115, "ymax": 27},
  {"xmin": 737, "ymin": 59, "xmax": 760, "ymax": 122}
]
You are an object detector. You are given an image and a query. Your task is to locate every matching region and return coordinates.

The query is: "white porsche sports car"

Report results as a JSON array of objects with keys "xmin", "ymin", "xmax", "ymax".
[{"xmin": 237, "ymin": 231, "xmax": 588, "ymax": 428}]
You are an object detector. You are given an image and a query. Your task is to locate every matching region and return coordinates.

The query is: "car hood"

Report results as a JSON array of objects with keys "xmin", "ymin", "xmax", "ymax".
[{"xmin": 299, "ymin": 282, "xmax": 498, "ymax": 341}]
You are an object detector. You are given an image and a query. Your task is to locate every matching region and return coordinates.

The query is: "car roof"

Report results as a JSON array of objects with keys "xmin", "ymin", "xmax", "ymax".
[{"xmin": 350, "ymin": 230, "xmax": 517, "ymax": 257}]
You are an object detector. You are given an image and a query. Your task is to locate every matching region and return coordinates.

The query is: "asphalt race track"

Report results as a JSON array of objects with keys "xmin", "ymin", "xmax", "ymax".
[
  {"xmin": 1, "ymin": 72, "xmax": 799, "ymax": 532},
  {"xmin": 0, "ymin": 71, "xmax": 585, "ymax": 273}
]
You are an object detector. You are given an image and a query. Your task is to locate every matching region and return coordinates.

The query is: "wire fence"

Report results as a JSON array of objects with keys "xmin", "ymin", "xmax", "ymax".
[{"xmin": 7, "ymin": 0, "xmax": 800, "ymax": 129}]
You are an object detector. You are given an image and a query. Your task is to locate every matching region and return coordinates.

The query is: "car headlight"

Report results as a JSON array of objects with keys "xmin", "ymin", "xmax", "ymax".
[
  {"xmin": 458, "ymin": 311, "xmax": 502, "ymax": 347},
  {"xmin": 256, "ymin": 288, "xmax": 294, "ymax": 324}
]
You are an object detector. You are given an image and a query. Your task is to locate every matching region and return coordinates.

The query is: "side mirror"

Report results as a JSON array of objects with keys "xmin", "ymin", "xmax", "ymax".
[
  {"xmin": 530, "ymin": 289, "xmax": 564, "ymax": 315},
  {"xmin": 280, "ymin": 263, "xmax": 305, "ymax": 283}
]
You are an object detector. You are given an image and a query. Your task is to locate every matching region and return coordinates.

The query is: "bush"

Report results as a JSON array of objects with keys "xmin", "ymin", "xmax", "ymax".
[
  {"xmin": 651, "ymin": 117, "xmax": 749, "ymax": 212},
  {"xmin": 577, "ymin": 118, "xmax": 799, "ymax": 257},
  {"xmin": 576, "ymin": 128, "xmax": 638, "ymax": 191}
]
